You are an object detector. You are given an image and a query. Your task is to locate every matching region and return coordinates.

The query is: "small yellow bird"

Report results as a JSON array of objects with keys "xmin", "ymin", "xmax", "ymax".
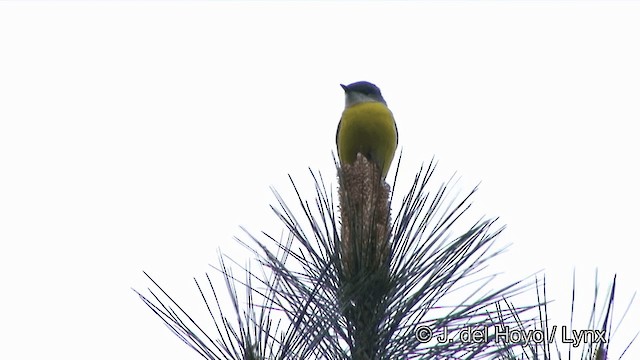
[{"xmin": 336, "ymin": 81, "xmax": 398, "ymax": 179}]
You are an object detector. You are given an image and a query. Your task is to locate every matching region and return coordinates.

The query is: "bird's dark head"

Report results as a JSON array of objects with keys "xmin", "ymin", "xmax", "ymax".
[{"xmin": 341, "ymin": 81, "xmax": 387, "ymax": 107}]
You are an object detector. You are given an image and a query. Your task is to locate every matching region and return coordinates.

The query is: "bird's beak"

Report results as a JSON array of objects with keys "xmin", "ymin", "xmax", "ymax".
[{"xmin": 340, "ymin": 84, "xmax": 348, "ymax": 92}]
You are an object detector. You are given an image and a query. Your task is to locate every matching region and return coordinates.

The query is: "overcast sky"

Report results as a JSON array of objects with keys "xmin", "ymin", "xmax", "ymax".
[{"xmin": 1, "ymin": 1, "xmax": 639, "ymax": 359}]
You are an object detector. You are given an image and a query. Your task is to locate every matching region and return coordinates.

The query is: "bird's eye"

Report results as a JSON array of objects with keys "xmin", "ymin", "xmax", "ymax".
[{"xmin": 361, "ymin": 89, "xmax": 375, "ymax": 96}]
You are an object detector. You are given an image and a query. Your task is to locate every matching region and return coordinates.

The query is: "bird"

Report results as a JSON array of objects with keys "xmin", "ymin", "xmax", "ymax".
[{"xmin": 336, "ymin": 81, "xmax": 398, "ymax": 179}]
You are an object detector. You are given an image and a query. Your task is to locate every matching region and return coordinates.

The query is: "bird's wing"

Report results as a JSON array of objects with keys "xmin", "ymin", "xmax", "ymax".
[
  {"xmin": 335, "ymin": 117, "xmax": 342, "ymax": 150},
  {"xmin": 394, "ymin": 117, "xmax": 399, "ymax": 146}
]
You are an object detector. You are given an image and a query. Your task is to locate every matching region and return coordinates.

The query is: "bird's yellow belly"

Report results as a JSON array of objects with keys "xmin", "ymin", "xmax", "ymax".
[{"xmin": 337, "ymin": 102, "xmax": 397, "ymax": 177}]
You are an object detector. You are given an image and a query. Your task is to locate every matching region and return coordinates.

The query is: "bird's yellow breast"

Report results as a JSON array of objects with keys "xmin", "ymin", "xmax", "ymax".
[{"xmin": 337, "ymin": 102, "xmax": 398, "ymax": 177}]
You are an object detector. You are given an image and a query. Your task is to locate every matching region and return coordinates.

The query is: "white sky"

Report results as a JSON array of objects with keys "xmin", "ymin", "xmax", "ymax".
[{"xmin": 1, "ymin": 1, "xmax": 639, "ymax": 359}]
